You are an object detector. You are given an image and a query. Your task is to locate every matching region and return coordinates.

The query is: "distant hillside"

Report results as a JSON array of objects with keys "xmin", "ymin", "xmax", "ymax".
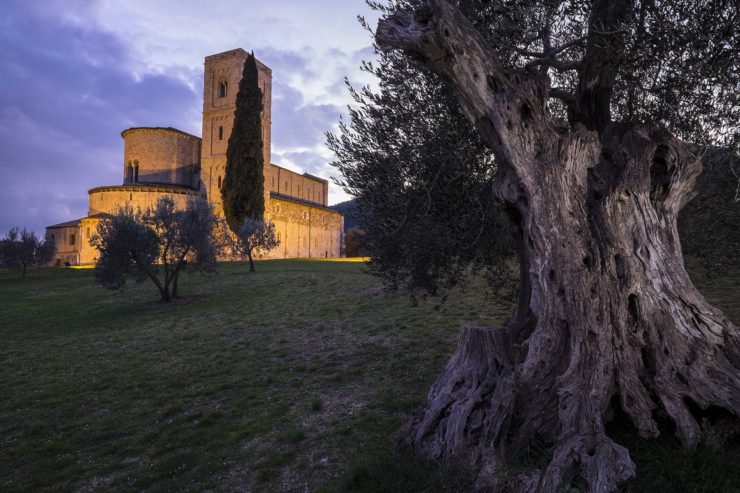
[
  {"xmin": 678, "ymin": 147, "xmax": 739, "ymax": 272},
  {"xmin": 330, "ymin": 199, "xmax": 359, "ymax": 231}
]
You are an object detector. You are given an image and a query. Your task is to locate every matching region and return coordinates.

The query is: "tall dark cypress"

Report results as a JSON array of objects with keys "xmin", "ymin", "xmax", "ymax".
[{"xmin": 222, "ymin": 52, "xmax": 265, "ymax": 230}]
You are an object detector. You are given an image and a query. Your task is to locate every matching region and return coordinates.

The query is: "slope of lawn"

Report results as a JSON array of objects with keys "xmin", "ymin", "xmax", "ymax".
[{"xmin": 0, "ymin": 259, "xmax": 737, "ymax": 492}]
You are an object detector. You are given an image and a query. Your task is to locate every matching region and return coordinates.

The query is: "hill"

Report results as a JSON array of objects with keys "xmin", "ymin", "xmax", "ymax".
[{"xmin": 330, "ymin": 199, "xmax": 359, "ymax": 231}]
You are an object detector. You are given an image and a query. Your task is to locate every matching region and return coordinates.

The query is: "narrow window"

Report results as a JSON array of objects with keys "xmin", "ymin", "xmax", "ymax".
[
  {"xmin": 285, "ymin": 181, "xmax": 288, "ymax": 191},
  {"xmin": 219, "ymin": 81, "xmax": 228, "ymax": 98},
  {"xmin": 218, "ymin": 126, "xmax": 224, "ymax": 140},
  {"xmin": 129, "ymin": 193, "xmax": 132, "ymax": 201},
  {"xmin": 50, "ymin": 234, "xmax": 55, "ymax": 242},
  {"xmin": 126, "ymin": 162, "xmax": 133, "ymax": 182},
  {"xmin": 218, "ymin": 176, "xmax": 222, "ymax": 189},
  {"xmin": 134, "ymin": 161, "xmax": 139, "ymax": 182},
  {"xmin": 69, "ymin": 234, "xmax": 76, "ymax": 246},
  {"xmin": 86, "ymin": 227, "xmax": 91, "ymax": 238}
]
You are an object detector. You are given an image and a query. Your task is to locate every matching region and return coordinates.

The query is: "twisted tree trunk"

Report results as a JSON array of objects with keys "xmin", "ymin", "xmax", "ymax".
[{"xmin": 376, "ymin": 2, "xmax": 740, "ymax": 491}]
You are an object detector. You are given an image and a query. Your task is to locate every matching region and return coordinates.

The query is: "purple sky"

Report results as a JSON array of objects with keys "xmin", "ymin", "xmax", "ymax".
[{"xmin": 0, "ymin": 0, "xmax": 380, "ymax": 235}]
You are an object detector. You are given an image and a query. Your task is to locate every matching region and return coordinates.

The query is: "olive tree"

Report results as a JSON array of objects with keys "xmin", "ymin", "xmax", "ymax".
[
  {"xmin": 0, "ymin": 228, "xmax": 55, "ymax": 277},
  {"xmin": 91, "ymin": 196, "xmax": 219, "ymax": 302},
  {"xmin": 330, "ymin": 0, "xmax": 740, "ymax": 490},
  {"xmin": 228, "ymin": 218, "xmax": 279, "ymax": 272}
]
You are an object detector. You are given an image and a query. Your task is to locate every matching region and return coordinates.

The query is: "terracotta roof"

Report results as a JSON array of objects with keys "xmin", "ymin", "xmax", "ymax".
[
  {"xmin": 46, "ymin": 218, "xmax": 84, "ymax": 229},
  {"xmin": 46, "ymin": 213, "xmax": 110, "ymax": 230},
  {"xmin": 302, "ymin": 172, "xmax": 329, "ymax": 184},
  {"xmin": 120, "ymin": 127, "xmax": 201, "ymax": 140},
  {"xmin": 88, "ymin": 183, "xmax": 199, "ymax": 195}
]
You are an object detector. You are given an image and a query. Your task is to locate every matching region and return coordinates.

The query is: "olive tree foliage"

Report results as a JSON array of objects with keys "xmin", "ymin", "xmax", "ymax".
[
  {"xmin": 0, "ymin": 228, "xmax": 55, "ymax": 278},
  {"xmin": 330, "ymin": 0, "xmax": 739, "ymax": 491},
  {"xmin": 331, "ymin": 0, "xmax": 739, "ymax": 296},
  {"xmin": 227, "ymin": 218, "xmax": 279, "ymax": 272},
  {"xmin": 383, "ymin": 0, "xmax": 738, "ymax": 144},
  {"xmin": 91, "ymin": 196, "xmax": 219, "ymax": 302},
  {"xmin": 328, "ymin": 13, "xmax": 516, "ymax": 297}
]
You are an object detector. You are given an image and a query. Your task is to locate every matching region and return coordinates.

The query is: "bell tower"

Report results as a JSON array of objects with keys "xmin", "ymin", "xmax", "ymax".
[{"xmin": 201, "ymin": 48, "xmax": 272, "ymax": 214}]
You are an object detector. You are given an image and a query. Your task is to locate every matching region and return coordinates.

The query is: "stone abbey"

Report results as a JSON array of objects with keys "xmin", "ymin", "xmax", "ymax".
[{"xmin": 46, "ymin": 49, "xmax": 343, "ymax": 265}]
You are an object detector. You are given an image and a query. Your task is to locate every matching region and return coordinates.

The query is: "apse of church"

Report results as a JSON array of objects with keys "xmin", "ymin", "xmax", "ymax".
[{"xmin": 46, "ymin": 48, "xmax": 343, "ymax": 265}]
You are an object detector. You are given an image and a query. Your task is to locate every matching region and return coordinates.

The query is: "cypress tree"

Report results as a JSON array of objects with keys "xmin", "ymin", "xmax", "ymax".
[{"xmin": 222, "ymin": 52, "xmax": 265, "ymax": 230}]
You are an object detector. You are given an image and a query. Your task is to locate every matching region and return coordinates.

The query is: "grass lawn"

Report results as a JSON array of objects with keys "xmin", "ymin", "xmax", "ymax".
[{"xmin": 0, "ymin": 260, "xmax": 738, "ymax": 492}]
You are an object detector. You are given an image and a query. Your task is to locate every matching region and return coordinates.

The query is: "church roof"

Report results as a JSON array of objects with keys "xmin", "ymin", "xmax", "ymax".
[
  {"xmin": 121, "ymin": 127, "xmax": 201, "ymax": 140},
  {"xmin": 46, "ymin": 213, "xmax": 109, "ymax": 229},
  {"xmin": 302, "ymin": 172, "xmax": 329, "ymax": 184},
  {"xmin": 88, "ymin": 183, "xmax": 199, "ymax": 195},
  {"xmin": 46, "ymin": 218, "xmax": 84, "ymax": 229}
]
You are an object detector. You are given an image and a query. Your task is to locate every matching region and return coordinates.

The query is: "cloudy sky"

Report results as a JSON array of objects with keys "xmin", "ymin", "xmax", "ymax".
[{"xmin": 0, "ymin": 0, "xmax": 381, "ymax": 235}]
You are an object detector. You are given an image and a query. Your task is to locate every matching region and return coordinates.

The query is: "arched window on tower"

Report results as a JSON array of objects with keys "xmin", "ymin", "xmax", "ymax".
[
  {"xmin": 218, "ymin": 126, "xmax": 224, "ymax": 140},
  {"xmin": 133, "ymin": 161, "xmax": 139, "ymax": 183},
  {"xmin": 218, "ymin": 176, "xmax": 222, "ymax": 189},
  {"xmin": 126, "ymin": 162, "xmax": 133, "ymax": 183},
  {"xmin": 219, "ymin": 81, "xmax": 228, "ymax": 98}
]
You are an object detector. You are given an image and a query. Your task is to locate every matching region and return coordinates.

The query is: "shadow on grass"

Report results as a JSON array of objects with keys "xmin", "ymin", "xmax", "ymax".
[{"xmin": 333, "ymin": 451, "xmax": 474, "ymax": 493}]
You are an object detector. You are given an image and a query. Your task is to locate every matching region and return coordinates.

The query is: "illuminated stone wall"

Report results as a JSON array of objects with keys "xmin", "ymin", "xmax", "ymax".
[
  {"xmin": 267, "ymin": 165, "xmax": 329, "ymax": 206},
  {"xmin": 122, "ymin": 128, "xmax": 201, "ymax": 188},
  {"xmin": 263, "ymin": 197, "xmax": 343, "ymax": 259},
  {"xmin": 88, "ymin": 186, "xmax": 198, "ymax": 216}
]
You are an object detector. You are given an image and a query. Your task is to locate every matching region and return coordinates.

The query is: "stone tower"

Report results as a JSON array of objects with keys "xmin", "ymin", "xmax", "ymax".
[{"xmin": 201, "ymin": 48, "xmax": 272, "ymax": 214}]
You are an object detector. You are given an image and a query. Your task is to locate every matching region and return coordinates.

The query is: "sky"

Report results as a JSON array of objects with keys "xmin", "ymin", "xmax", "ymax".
[{"xmin": 0, "ymin": 0, "xmax": 381, "ymax": 235}]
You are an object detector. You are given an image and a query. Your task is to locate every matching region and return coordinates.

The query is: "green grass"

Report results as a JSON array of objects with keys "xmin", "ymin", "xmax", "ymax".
[{"xmin": 0, "ymin": 259, "xmax": 737, "ymax": 492}]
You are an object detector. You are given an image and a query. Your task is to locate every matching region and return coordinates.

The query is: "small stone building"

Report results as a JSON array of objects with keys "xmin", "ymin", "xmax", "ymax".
[{"xmin": 46, "ymin": 48, "xmax": 343, "ymax": 265}]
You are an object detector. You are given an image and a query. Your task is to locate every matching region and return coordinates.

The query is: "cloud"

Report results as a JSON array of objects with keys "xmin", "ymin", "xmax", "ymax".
[
  {"xmin": 0, "ymin": 2, "xmax": 201, "ymax": 234},
  {"xmin": 0, "ymin": 0, "xmax": 378, "ymax": 234}
]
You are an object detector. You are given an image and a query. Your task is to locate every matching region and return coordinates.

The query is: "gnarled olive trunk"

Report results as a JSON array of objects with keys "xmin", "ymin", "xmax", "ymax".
[
  {"xmin": 403, "ymin": 124, "xmax": 740, "ymax": 492},
  {"xmin": 376, "ymin": 1, "xmax": 740, "ymax": 491}
]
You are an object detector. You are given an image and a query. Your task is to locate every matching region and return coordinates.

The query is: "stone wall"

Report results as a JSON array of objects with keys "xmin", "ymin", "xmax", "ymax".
[
  {"xmin": 122, "ymin": 128, "xmax": 201, "ymax": 188},
  {"xmin": 268, "ymin": 165, "xmax": 329, "ymax": 206},
  {"xmin": 46, "ymin": 224, "xmax": 82, "ymax": 265},
  {"xmin": 88, "ymin": 185, "xmax": 198, "ymax": 216},
  {"xmin": 263, "ymin": 197, "xmax": 343, "ymax": 258}
]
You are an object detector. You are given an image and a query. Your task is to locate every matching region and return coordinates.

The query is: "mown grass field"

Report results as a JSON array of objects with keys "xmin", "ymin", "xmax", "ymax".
[{"xmin": 1, "ymin": 260, "xmax": 738, "ymax": 492}]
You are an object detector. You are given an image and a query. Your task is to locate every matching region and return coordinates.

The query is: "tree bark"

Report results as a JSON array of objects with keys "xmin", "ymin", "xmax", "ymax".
[
  {"xmin": 172, "ymin": 272, "xmax": 180, "ymax": 299},
  {"xmin": 247, "ymin": 250, "xmax": 256, "ymax": 272},
  {"xmin": 377, "ymin": 2, "xmax": 740, "ymax": 491}
]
